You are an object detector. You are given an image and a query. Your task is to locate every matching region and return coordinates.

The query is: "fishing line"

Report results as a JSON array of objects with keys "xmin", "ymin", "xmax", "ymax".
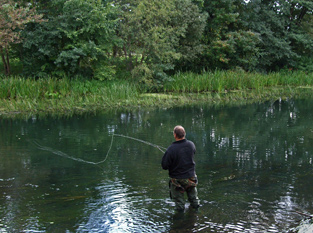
[
  {"xmin": 33, "ymin": 133, "xmax": 115, "ymax": 165},
  {"xmin": 33, "ymin": 133, "xmax": 166, "ymax": 165},
  {"xmin": 114, "ymin": 134, "xmax": 166, "ymax": 153}
]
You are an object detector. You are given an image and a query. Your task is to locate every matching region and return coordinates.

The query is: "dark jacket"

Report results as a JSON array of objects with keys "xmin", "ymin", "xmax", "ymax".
[{"xmin": 161, "ymin": 139, "xmax": 196, "ymax": 179}]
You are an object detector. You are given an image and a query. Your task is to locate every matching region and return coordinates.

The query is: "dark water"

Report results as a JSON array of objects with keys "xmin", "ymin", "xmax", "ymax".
[{"xmin": 1, "ymin": 99, "xmax": 313, "ymax": 232}]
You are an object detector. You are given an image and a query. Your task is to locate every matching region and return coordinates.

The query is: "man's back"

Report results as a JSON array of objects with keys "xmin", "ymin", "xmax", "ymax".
[{"xmin": 161, "ymin": 138, "xmax": 196, "ymax": 179}]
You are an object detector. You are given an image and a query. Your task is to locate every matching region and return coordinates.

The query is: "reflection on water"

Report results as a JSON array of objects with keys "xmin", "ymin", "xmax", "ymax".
[
  {"xmin": 78, "ymin": 180, "xmax": 171, "ymax": 233},
  {"xmin": 1, "ymin": 99, "xmax": 313, "ymax": 232}
]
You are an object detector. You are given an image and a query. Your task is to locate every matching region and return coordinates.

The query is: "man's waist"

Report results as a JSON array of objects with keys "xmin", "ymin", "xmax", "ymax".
[
  {"xmin": 169, "ymin": 171, "xmax": 195, "ymax": 179},
  {"xmin": 170, "ymin": 177, "xmax": 198, "ymax": 193}
]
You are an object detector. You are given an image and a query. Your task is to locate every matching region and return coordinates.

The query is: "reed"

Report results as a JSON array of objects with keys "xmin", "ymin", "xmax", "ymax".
[
  {"xmin": 0, "ymin": 76, "xmax": 140, "ymax": 115},
  {"xmin": 163, "ymin": 70, "xmax": 313, "ymax": 93},
  {"xmin": 1, "ymin": 70, "xmax": 313, "ymax": 118}
]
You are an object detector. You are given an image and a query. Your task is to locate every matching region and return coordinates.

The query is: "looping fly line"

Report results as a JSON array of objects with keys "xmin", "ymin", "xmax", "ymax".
[
  {"xmin": 33, "ymin": 133, "xmax": 166, "ymax": 165},
  {"xmin": 114, "ymin": 134, "xmax": 166, "ymax": 153}
]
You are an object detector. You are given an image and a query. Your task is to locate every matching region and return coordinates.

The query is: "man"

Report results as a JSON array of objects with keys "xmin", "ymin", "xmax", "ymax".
[{"xmin": 161, "ymin": 125, "xmax": 200, "ymax": 211}]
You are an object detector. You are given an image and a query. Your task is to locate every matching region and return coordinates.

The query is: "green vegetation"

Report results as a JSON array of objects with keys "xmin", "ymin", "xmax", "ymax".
[
  {"xmin": 0, "ymin": 76, "xmax": 140, "ymax": 117},
  {"xmin": 1, "ymin": 0, "xmax": 313, "ymax": 83},
  {"xmin": 1, "ymin": 0, "xmax": 313, "ymax": 118},
  {"xmin": 1, "ymin": 71, "xmax": 313, "ymax": 118},
  {"xmin": 164, "ymin": 70, "xmax": 313, "ymax": 93}
]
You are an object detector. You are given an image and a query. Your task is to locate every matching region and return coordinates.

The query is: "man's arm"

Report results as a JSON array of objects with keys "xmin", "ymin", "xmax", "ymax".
[{"xmin": 161, "ymin": 150, "xmax": 170, "ymax": 170}]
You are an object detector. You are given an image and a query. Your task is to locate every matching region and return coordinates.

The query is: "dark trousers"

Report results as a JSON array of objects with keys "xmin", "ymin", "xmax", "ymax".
[{"xmin": 170, "ymin": 182, "xmax": 200, "ymax": 211}]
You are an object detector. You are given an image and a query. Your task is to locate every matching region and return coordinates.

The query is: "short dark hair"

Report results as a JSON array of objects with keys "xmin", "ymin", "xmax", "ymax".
[{"xmin": 173, "ymin": 125, "xmax": 185, "ymax": 139}]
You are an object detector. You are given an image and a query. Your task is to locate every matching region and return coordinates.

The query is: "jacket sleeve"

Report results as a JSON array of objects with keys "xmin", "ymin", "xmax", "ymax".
[{"xmin": 161, "ymin": 150, "xmax": 170, "ymax": 170}]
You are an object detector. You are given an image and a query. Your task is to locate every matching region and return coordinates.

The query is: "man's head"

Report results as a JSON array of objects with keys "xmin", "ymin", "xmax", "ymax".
[{"xmin": 173, "ymin": 125, "xmax": 186, "ymax": 140}]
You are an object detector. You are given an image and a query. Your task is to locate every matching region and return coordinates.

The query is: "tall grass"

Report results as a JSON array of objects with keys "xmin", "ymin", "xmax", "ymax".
[
  {"xmin": 0, "ymin": 76, "xmax": 140, "ymax": 115},
  {"xmin": 1, "ymin": 70, "xmax": 313, "ymax": 118},
  {"xmin": 0, "ymin": 76, "xmax": 139, "ymax": 100},
  {"xmin": 163, "ymin": 70, "xmax": 313, "ymax": 93}
]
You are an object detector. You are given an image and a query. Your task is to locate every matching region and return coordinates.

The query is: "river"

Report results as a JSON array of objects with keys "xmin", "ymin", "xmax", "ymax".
[{"xmin": 1, "ymin": 98, "xmax": 313, "ymax": 232}]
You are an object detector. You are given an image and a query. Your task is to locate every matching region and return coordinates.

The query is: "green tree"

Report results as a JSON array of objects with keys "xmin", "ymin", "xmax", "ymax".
[
  {"xmin": 289, "ymin": 0, "xmax": 313, "ymax": 72},
  {"xmin": 242, "ymin": 0, "xmax": 313, "ymax": 71},
  {"xmin": 117, "ymin": 0, "xmax": 207, "ymax": 88},
  {"xmin": 0, "ymin": 0, "xmax": 44, "ymax": 75},
  {"xmin": 172, "ymin": 0, "xmax": 208, "ymax": 72},
  {"xmin": 21, "ymin": 0, "xmax": 119, "ymax": 79},
  {"xmin": 198, "ymin": 0, "xmax": 260, "ymax": 71},
  {"xmin": 297, "ymin": 13, "xmax": 313, "ymax": 71}
]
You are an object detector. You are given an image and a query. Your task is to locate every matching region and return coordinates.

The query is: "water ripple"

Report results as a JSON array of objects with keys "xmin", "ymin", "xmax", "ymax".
[{"xmin": 76, "ymin": 180, "xmax": 171, "ymax": 232}]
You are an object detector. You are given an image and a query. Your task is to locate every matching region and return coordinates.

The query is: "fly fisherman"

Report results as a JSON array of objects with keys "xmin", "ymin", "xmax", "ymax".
[{"xmin": 161, "ymin": 125, "xmax": 200, "ymax": 212}]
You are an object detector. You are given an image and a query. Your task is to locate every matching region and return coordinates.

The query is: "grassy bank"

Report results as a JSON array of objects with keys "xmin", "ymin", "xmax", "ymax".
[
  {"xmin": 1, "ymin": 71, "xmax": 313, "ymax": 118},
  {"xmin": 0, "ymin": 77, "xmax": 141, "ymax": 117},
  {"xmin": 164, "ymin": 70, "xmax": 313, "ymax": 92}
]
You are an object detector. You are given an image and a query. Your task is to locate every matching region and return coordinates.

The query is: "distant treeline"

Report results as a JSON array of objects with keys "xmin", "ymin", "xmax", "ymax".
[{"xmin": 1, "ymin": 0, "xmax": 313, "ymax": 87}]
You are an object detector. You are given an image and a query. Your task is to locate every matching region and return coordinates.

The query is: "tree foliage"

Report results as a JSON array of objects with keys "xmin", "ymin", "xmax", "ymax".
[
  {"xmin": 21, "ymin": 0, "xmax": 119, "ymax": 78},
  {"xmin": 116, "ymin": 0, "xmax": 207, "ymax": 88},
  {"xmin": 196, "ymin": 0, "xmax": 260, "ymax": 71},
  {"xmin": 0, "ymin": 0, "xmax": 44, "ymax": 75},
  {"xmin": 241, "ymin": 0, "xmax": 313, "ymax": 71},
  {"xmin": 2, "ymin": 0, "xmax": 313, "ymax": 80}
]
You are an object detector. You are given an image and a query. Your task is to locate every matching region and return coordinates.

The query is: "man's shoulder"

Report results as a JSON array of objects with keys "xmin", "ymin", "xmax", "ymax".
[
  {"xmin": 186, "ymin": 139, "xmax": 195, "ymax": 145},
  {"xmin": 186, "ymin": 139, "xmax": 196, "ymax": 151},
  {"xmin": 169, "ymin": 139, "xmax": 195, "ymax": 148}
]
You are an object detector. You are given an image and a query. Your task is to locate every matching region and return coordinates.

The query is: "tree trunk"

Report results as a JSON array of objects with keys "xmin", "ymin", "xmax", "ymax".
[
  {"xmin": 6, "ymin": 49, "xmax": 11, "ymax": 75},
  {"xmin": 128, "ymin": 52, "xmax": 134, "ymax": 71},
  {"xmin": 123, "ymin": 45, "xmax": 134, "ymax": 71},
  {"xmin": 297, "ymin": 7, "xmax": 308, "ymax": 25},
  {"xmin": 0, "ymin": 48, "xmax": 10, "ymax": 75},
  {"xmin": 113, "ymin": 45, "xmax": 118, "ymax": 57},
  {"xmin": 140, "ymin": 52, "xmax": 145, "ymax": 65}
]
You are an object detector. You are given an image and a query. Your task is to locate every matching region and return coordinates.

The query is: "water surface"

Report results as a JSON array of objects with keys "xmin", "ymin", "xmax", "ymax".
[{"xmin": 1, "ymin": 99, "xmax": 313, "ymax": 232}]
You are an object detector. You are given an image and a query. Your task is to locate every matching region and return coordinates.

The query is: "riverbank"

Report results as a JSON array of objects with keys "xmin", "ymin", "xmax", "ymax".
[{"xmin": 1, "ymin": 71, "xmax": 313, "ymax": 119}]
